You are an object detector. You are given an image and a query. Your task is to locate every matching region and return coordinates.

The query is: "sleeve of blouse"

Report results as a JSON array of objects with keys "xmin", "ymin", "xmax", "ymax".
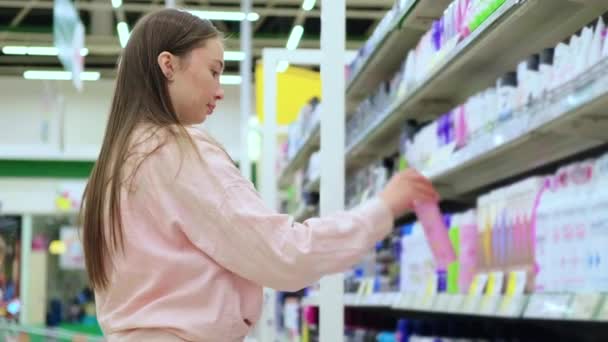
[{"xmin": 151, "ymin": 129, "xmax": 394, "ymax": 291}]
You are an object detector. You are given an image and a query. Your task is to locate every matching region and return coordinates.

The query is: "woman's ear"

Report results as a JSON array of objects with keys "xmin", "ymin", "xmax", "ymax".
[{"xmin": 157, "ymin": 51, "xmax": 176, "ymax": 81}]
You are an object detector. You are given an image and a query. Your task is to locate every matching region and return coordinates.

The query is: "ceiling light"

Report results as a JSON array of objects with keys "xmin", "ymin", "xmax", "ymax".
[
  {"xmin": 23, "ymin": 70, "xmax": 101, "ymax": 81},
  {"xmin": 220, "ymin": 75, "xmax": 242, "ymax": 85},
  {"xmin": 189, "ymin": 10, "xmax": 259, "ymax": 22},
  {"xmin": 117, "ymin": 22, "xmax": 130, "ymax": 48},
  {"xmin": 112, "ymin": 0, "xmax": 122, "ymax": 9},
  {"xmin": 276, "ymin": 61, "xmax": 289, "ymax": 73},
  {"xmin": 286, "ymin": 25, "xmax": 304, "ymax": 50},
  {"xmin": 302, "ymin": 0, "xmax": 316, "ymax": 11},
  {"xmin": 2, "ymin": 46, "xmax": 27, "ymax": 54},
  {"xmin": 224, "ymin": 51, "xmax": 246, "ymax": 61},
  {"xmin": 26, "ymin": 46, "xmax": 59, "ymax": 56},
  {"xmin": 2, "ymin": 45, "xmax": 89, "ymax": 56}
]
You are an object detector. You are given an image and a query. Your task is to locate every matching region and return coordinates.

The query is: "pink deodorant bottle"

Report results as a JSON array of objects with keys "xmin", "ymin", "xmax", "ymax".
[{"xmin": 414, "ymin": 201, "xmax": 457, "ymax": 269}]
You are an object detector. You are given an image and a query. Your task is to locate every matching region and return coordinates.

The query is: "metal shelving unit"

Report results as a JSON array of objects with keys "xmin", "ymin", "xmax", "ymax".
[{"xmin": 346, "ymin": 0, "xmax": 608, "ymax": 169}]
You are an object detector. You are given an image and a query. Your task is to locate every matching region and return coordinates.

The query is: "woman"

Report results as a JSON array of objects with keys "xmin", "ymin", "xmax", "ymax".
[{"xmin": 80, "ymin": 8, "xmax": 438, "ymax": 342}]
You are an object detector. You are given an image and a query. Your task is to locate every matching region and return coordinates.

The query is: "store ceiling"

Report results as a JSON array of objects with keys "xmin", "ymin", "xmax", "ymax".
[{"xmin": 0, "ymin": 0, "xmax": 394, "ymax": 78}]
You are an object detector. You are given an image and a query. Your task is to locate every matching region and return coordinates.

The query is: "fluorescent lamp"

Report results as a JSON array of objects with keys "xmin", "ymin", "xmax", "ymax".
[
  {"xmin": 27, "ymin": 46, "xmax": 58, "ymax": 55},
  {"xmin": 112, "ymin": 0, "xmax": 122, "ymax": 8},
  {"xmin": 224, "ymin": 51, "xmax": 246, "ymax": 61},
  {"xmin": 220, "ymin": 75, "xmax": 242, "ymax": 85},
  {"xmin": 189, "ymin": 10, "xmax": 259, "ymax": 21},
  {"xmin": 276, "ymin": 61, "xmax": 289, "ymax": 73},
  {"xmin": 23, "ymin": 70, "xmax": 101, "ymax": 81},
  {"xmin": 2, "ymin": 46, "xmax": 27, "ymax": 54},
  {"xmin": 117, "ymin": 21, "xmax": 130, "ymax": 48},
  {"xmin": 286, "ymin": 25, "xmax": 304, "ymax": 50},
  {"xmin": 2, "ymin": 45, "xmax": 88, "ymax": 56},
  {"xmin": 302, "ymin": 0, "xmax": 316, "ymax": 11}
]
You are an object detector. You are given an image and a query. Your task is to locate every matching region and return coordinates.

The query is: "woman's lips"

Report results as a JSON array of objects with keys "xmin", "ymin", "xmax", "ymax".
[{"xmin": 207, "ymin": 104, "xmax": 215, "ymax": 114}]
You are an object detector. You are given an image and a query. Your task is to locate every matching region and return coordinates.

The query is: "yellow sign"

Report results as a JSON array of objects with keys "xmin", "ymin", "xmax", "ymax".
[{"xmin": 255, "ymin": 62, "xmax": 322, "ymax": 125}]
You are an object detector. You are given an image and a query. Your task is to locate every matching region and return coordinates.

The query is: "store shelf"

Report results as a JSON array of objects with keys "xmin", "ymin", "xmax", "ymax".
[
  {"xmin": 346, "ymin": 0, "xmax": 608, "ymax": 168},
  {"xmin": 346, "ymin": 0, "xmax": 453, "ymax": 112},
  {"xmin": 278, "ymin": 124, "xmax": 320, "ymax": 188},
  {"xmin": 301, "ymin": 292, "xmax": 608, "ymax": 324},
  {"xmin": 426, "ymin": 58, "xmax": 608, "ymax": 198}
]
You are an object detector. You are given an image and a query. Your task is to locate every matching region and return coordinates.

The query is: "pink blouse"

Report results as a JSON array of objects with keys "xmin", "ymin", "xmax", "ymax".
[{"xmin": 95, "ymin": 126, "xmax": 394, "ymax": 341}]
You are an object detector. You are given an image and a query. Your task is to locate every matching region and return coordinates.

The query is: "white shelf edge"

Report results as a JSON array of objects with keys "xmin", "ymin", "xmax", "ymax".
[{"xmin": 300, "ymin": 292, "xmax": 606, "ymax": 323}]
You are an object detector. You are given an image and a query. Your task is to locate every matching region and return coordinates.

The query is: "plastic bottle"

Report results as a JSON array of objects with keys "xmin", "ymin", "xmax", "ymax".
[{"xmin": 414, "ymin": 202, "xmax": 457, "ymax": 269}]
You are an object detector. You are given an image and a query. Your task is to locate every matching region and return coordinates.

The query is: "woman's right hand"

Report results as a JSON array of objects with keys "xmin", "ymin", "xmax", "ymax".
[{"xmin": 380, "ymin": 169, "xmax": 439, "ymax": 219}]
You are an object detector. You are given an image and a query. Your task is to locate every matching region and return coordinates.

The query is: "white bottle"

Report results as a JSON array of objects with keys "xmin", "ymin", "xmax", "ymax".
[
  {"xmin": 588, "ymin": 17, "xmax": 606, "ymax": 68},
  {"xmin": 496, "ymin": 72, "xmax": 518, "ymax": 121},
  {"xmin": 552, "ymin": 42, "xmax": 568, "ymax": 90},
  {"xmin": 536, "ymin": 48, "xmax": 554, "ymax": 100},
  {"xmin": 576, "ymin": 26, "xmax": 594, "ymax": 75}
]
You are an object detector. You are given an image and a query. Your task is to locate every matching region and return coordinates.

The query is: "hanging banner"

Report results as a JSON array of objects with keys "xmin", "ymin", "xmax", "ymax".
[{"xmin": 53, "ymin": 0, "xmax": 85, "ymax": 91}]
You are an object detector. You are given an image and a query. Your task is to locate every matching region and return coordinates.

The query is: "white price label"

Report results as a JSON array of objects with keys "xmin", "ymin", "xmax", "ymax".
[
  {"xmin": 447, "ymin": 294, "xmax": 466, "ymax": 314},
  {"xmin": 524, "ymin": 293, "xmax": 572, "ymax": 319},
  {"xmin": 567, "ymin": 293, "xmax": 602, "ymax": 320},
  {"xmin": 479, "ymin": 294, "xmax": 501, "ymax": 315},
  {"xmin": 398, "ymin": 293, "xmax": 415, "ymax": 309},
  {"xmin": 497, "ymin": 294, "xmax": 527, "ymax": 317},
  {"xmin": 432, "ymin": 293, "xmax": 451, "ymax": 312},
  {"xmin": 595, "ymin": 295, "xmax": 608, "ymax": 321}
]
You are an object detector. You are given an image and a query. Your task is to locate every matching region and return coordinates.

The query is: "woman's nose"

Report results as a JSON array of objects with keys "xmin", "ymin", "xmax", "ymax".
[{"xmin": 215, "ymin": 87, "xmax": 225, "ymax": 101}]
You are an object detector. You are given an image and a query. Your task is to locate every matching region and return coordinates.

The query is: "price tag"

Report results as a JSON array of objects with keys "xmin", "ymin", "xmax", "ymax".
[
  {"xmin": 369, "ymin": 293, "xmax": 380, "ymax": 306},
  {"xmin": 463, "ymin": 274, "xmax": 488, "ymax": 313},
  {"xmin": 344, "ymin": 293, "xmax": 356, "ymax": 306},
  {"xmin": 594, "ymin": 295, "xmax": 608, "ymax": 321},
  {"xmin": 421, "ymin": 275, "xmax": 438, "ymax": 310},
  {"xmin": 355, "ymin": 279, "xmax": 368, "ymax": 302},
  {"xmin": 498, "ymin": 271, "xmax": 527, "ymax": 316},
  {"xmin": 386, "ymin": 292, "xmax": 399, "ymax": 306},
  {"xmin": 447, "ymin": 294, "xmax": 466, "ymax": 314},
  {"xmin": 410, "ymin": 292, "xmax": 424, "ymax": 310},
  {"xmin": 524, "ymin": 293, "xmax": 572, "ymax": 319},
  {"xmin": 486, "ymin": 272, "xmax": 505, "ymax": 296},
  {"xmin": 479, "ymin": 272, "xmax": 505, "ymax": 315},
  {"xmin": 497, "ymin": 294, "xmax": 527, "ymax": 317},
  {"xmin": 432, "ymin": 293, "xmax": 451, "ymax": 312},
  {"xmin": 479, "ymin": 295, "xmax": 501, "ymax": 315},
  {"xmin": 398, "ymin": 293, "xmax": 415, "ymax": 309},
  {"xmin": 567, "ymin": 293, "xmax": 602, "ymax": 320}
]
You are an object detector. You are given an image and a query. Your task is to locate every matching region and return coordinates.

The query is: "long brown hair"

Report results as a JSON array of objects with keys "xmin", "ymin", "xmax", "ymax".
[{"xmin": 80, "ymin": 9, "xmax": 220, "ymax": 291}]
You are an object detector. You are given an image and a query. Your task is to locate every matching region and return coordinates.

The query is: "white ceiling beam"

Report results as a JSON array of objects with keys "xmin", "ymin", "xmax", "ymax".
[
  {"xmin": 254, "ymin": 0, "xmax": 277, "ymax": 32},
  {"xmin": 0, "ymin": 1, "xmax": 386, "ymax": 19},
  {"xmin": 9, "ymin": 0, "xmax": 37, "ymax": 28},
  {"xmin": 0, "ymin": 31, "xmax": 363, "ymax": 55}
]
